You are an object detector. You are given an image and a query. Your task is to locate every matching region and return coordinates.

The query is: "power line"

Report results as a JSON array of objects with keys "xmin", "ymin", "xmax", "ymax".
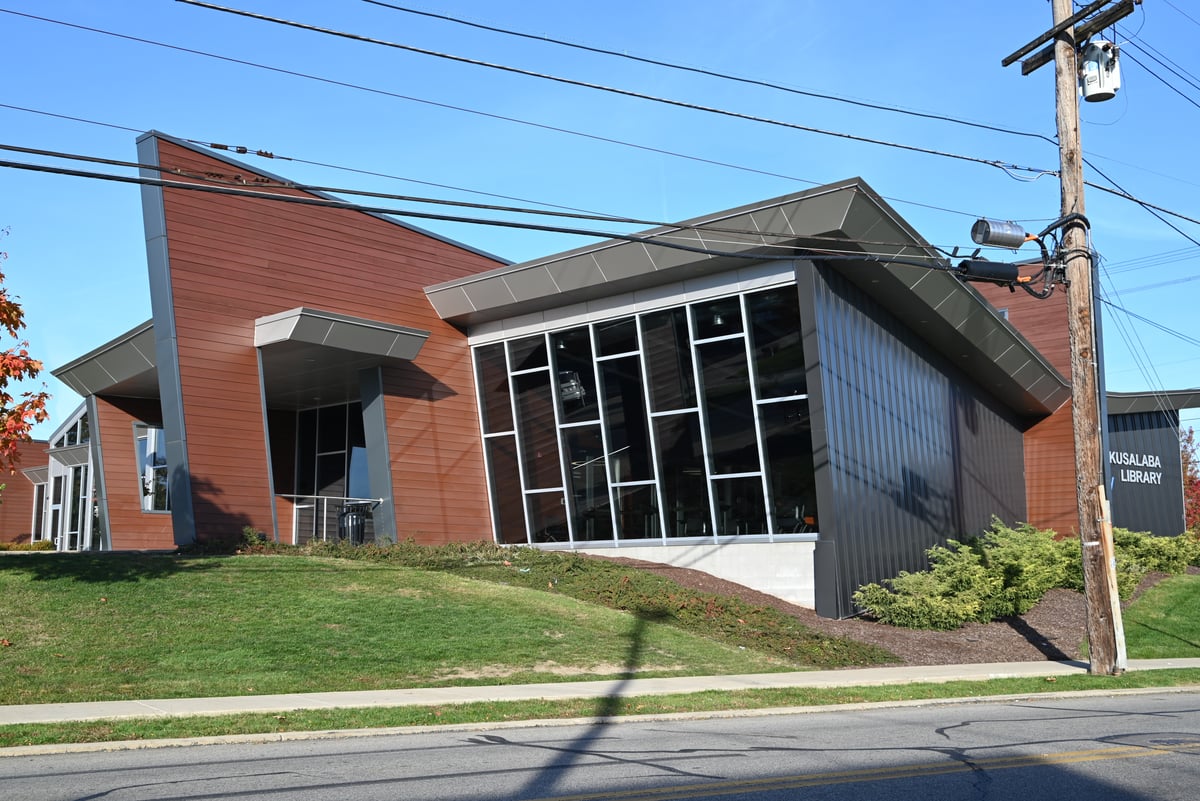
[
  {"xmin": 1102, "ymin": 245, "xmax": 1199, "ymax": 275},
  {"xmin": 177, "ymin": 0, "xmax": 1053, "ymax": 178},
  {"xmin": 0, "ymin": 141, "xmax": 961, "ymax": 252},
  {"xmin": 1121, "ymin": 32, "xmax": 1200, "ymax": 93},
  {"xmin": 0, "ymin": 12, "xmax": 985, "ymax": 223},
  {"xmin": 6, "ymin": 8, "xmax": 1197, "ymax": 243},
  {"xmin": 1082, "ymin": 178, "xmax": 1200, "ymax": 229},
  {"xmin": 179, "ymin": 2, "xmax": 1200, "ymax": 234},
  {"xmin": 1083, "ymin": 156, "xmax": 1200, "ymax": 247},
  {"xmin": 1100, "ymin": 296, "xmax": 1200, "ymax": 348},
  {"xmin": 0, "ymin": 155, "xmax": 962, "ymax": 269},
  {"xmin": 361, "ymin": 0, "xmax": 1059, "ymax": 147},
  {"xmin": 1161, "ymin": 0, "xmax": 1200, "ymax": 30},
  {"xmin": 1119, "ymin": 47, "xmax": 1200, "ymax": 111}
]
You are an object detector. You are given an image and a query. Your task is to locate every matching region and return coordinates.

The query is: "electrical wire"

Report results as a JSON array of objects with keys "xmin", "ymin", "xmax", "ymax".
[
  {"xmin": 0, "ymin": 12, "xmax": 985, "ymax": 223},
  {"xmin": 176, "ymin": 1, "xmax": 1053, "ymax": 179},
  {"xmin": 1102, "ymin": 245, "xmax": 1199, "ymax": 275},
  {"xmin": 1100, "ymin": 296, "xmax": 1200, "ymax": 349},
  {"xmin": 1161, "ymin": 0, "xmax": 1200, "ymax": 30},
  {"xmin": 1083, "ymin": 156, "xmax": 1200, "ymax": 247},
  {"xmin": 1119, "ymin": 48, "xmax": 1200, "ymax": 111},
  {"xmin": 1121, "ymin": 34, "xmax": 1200, "ymax": 94},
  {"xmin": 0, "ymin": 141, "xmax": 968, "ymax": 253},
  {"xmin": 0, "ymin": 155, "xmax": 964, "ymax": 269},
  {"xmin": 1082, "ymin": 179, "xmax": 1200, "ymax": 230},
  {"xmin": 1097, "ymin": 251, "xmax": 1173, "ymax": 417},
  {"xmin": 360, "ymin": 0, "xmax": 1060, "ymax": 148},
  {"xmin": 5, "ymin": 8, "xmax": 1198, "ymax": 254}
]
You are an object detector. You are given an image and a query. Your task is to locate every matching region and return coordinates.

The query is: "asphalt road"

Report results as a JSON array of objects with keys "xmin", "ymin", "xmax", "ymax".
[{"xmin": 5, "ymin": 691, "xmax": 1200, "ymax": 800}]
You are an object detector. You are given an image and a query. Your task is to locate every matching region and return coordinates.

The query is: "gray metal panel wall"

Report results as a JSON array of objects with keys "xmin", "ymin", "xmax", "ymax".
[
  {"xmin": 798, "ymin": 261, "xmax": 1027, "ymax": 618},
  {"xmin": 1108, "ymin": 409, "xmax": 1184, "ymax": 536}
]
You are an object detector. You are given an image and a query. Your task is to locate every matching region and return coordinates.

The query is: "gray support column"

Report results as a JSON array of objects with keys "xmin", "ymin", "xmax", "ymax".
[
  {"xmin": 359, "ymin": 366, "xmax": 397, "ymax": 544},
  {"xmin": 794, "ymin": 259, "xmax": 842, "ymax": 618},
  {"xmin": 255, "ymin": 349, "xmax": 281, "ymax": 542},
  {"xmin": 85, "ymin": 395, "xmax": 111, "ymax": 551},
  {"xmin": 137, "ymin": 133, "xmax": 196, "ymax": 546}
]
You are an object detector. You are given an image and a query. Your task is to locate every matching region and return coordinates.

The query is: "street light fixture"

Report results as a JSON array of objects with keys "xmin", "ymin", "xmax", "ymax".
[{"xmin": 970, "ymin": 218, "xmax": 1031, "ymax": 249}]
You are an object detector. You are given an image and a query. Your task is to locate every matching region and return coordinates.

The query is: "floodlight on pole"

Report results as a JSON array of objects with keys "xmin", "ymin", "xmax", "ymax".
[{"xmin": 971, "ymin": 218, "xmax": 1032, "ymax": 249}]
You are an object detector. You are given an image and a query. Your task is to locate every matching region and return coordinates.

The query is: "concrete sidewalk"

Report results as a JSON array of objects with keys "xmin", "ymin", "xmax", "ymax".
[{"xmin": 5, "ymin": 658, "xmax": 1200, "ymax": 726}]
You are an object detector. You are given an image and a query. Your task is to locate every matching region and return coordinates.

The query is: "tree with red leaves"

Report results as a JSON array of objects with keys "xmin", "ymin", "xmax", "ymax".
[
  {"xmin": 0, "ymin": 228, "xmax": 49, "ymax": 475},
  {"xmin": 1182, "ymin": 427, "xmax": 1200, "ymax": 532}
]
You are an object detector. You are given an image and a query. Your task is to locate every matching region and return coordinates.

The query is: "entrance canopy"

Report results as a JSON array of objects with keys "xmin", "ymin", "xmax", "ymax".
[{"xmin": 254, "ymin": 307, "xmax": 430, "ymax": 409}]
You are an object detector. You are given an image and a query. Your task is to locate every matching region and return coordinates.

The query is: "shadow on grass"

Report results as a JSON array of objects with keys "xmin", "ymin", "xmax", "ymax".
[
  {"xmin": 0, "ymin": 552, "xmax": 218, "ymax": 583},
  {"xmin": 1126, "ymin": 621, "xmax": 1200, "ymax": 653}
]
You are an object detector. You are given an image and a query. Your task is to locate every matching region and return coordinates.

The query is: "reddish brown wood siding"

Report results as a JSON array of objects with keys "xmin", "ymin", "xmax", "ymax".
[
  {"xmin": 974, "ymin": 283, "xmax": 1072, "ymax": 376},
  {"xmin": 151, "ymin": 139, "xmax": 504, "ymax": 546},
  {"xmin": 1022, "ymin": 400, "xmax": 1080, "ymax": 535},
  {"xmin": 94, "ymin": 397, "xmax": 175, "ymax": 550},
  {"xmin": 0, "ymin": 440, "xmax": 46, "ymax": 544},
  {"xmin": 974, "ymin": 283, "xmax": 1078, "ymax": 533}
]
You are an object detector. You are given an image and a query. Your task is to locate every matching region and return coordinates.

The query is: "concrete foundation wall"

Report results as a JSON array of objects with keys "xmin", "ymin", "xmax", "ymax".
[{"xmin": 575, "ymin": 542, "xmax": 817, "ymax": 608}]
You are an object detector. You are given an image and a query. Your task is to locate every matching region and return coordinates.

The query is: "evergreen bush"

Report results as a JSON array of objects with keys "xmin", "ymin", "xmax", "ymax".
[{"xmin": 853, "ymin": 520, "xmax": 1197, "ymax": 630}]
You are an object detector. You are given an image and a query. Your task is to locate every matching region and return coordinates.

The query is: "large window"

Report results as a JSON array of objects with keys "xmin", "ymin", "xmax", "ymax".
[
  {"xmin": 474, "ymin": 284, "xmax": 819, "ymax": 545},
  {"xmin": 294, "ymin": 402, "xmax": 369, "ymax": 499},
  {"xmin": 134, "ymin": 423, "xmax": 170, "ymax": 512}
]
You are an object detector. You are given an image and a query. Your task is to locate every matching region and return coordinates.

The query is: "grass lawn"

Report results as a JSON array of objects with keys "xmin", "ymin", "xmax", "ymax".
[
  {"xmin": 0, "ymin": 552, "xmax": 867, "ymax": 705},
  {"xmin": 5, "ymin": 549, "xmax": 1200, "ymax": 749},
  {"xmin": 1123, "ymin": 573, "xmax": 1200, "ymax": 658}
]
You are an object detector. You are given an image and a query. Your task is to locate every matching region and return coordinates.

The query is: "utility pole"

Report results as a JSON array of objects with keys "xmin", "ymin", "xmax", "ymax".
[
  {"xmin": 1052, "ymin": 0, "xmax": 1123, "ymax": 677},
  {"xmin": 1002, "ymin": 0, "xmax": 1137, "ymax": 675}
]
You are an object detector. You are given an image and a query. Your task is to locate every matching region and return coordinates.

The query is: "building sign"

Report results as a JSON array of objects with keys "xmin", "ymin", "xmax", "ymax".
[
  {"xmin": 1107, "ymin": 410, "xmax": 1184, "ymax": 536},
  {"xmin": 1110, "ymin": 450, "xmax": 1163, "ymax": 485}
]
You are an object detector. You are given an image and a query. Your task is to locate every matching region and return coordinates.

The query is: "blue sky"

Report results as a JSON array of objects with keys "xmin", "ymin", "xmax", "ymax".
[{"xmin": 2, "ymin": 0, "xmax": 1198, "ymax": 439}]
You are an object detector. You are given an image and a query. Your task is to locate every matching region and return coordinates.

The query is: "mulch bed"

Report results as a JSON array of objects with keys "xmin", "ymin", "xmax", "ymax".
[{"xmin": 605, "ymin": 557, "xmax": 1179, "ymax": 667}]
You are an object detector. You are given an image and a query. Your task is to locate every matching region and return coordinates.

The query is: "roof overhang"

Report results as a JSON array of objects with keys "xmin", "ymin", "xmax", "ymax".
[
  {"xmin": 22, "ymin": 465, "xmax": 49, "ymax": 485},
  {"xmin": 48, "ymin": 444, "xmax": 90, "ymax": 468},
  {"xmin": 425, "ymin": 178, "xmax": 1070, "ymax": 417},
  {"xmin": 425, "ymin": 178, "xmax": 887, "ymax": 326},
  {"xmin": 1108, "ymin": 390, "xmax": 1200, "ymax": 415},
  {"xmin": 52, "ymin": 321, "xmax": 158, "ymax": 399},
  {"xmin": 254, "ymin": 308, "xmax": 431, "ymax": 410}
]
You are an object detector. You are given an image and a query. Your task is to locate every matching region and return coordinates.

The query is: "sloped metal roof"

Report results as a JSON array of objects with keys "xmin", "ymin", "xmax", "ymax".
[{"xmin": 425, "ymin": 178, "xmax": 1072, "ymax": 417}]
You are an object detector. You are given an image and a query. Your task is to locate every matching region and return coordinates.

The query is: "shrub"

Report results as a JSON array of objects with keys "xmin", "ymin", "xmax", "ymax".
[
  {"xmin": 974, "ymin": 522, "xmax": 1074, "ymax": 619},
  {"xmin": 854, "ymin": 520, "xmax": 1200, "ymax": 630},
  {"xmin": 852, "ymin": 538, "xmax": 1000, "ymax": 630},
  {"xmin": 852, "ymin": 521, "xmax": 1074, "ymax": 629},
  {"xmin": 0, "ymin": 539, "xmax": 54, "ymax": 551}
]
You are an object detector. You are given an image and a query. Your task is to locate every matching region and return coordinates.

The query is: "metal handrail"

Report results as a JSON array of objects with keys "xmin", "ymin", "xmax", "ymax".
[{"xmin": 276, "ymin": 494, "xmax": 383, "ymax": 545}]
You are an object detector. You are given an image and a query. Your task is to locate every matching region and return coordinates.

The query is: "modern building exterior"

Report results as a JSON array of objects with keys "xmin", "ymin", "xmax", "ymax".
[{"xmin": 21, "ymin": 132, "xmax": 1197, "ymax": 618}]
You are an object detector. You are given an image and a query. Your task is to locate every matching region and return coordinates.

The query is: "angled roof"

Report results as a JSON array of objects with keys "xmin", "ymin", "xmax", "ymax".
[
  {"xmin": 52, "ymin": 308, "xmax": 433, "ymax": 411},
  {"xmin": 425, "ymin": 178, "xmax": 1072, "ymax": 417},
  {"xmin": 254, "ymin": 308, "xmax": 430, "ymax": 410},
  {"xmin": 137, "ymin": 131, "xmax": 512, "ymax": 267},
  {"xmin": 52, "ymin": 321, "xmax": 158, "ymax": 399},
  {"xmin": 1108, "ymin": 390, "xmax": 1200, "ymax": 415}
]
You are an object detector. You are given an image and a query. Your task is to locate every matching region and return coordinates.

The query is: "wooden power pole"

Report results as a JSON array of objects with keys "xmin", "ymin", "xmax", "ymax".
[
  {"xmin": 1004, "ymin": 0, "xmax": 1135, "ymax": 675},
  {"xmin": 1052, "ymin": 0, "xmax": 1124, "ymax": 676}
]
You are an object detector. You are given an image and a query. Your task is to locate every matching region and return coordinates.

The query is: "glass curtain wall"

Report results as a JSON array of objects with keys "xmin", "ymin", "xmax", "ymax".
[
  {"xmin": 40, "ymin": 408, "xmax": 105, "ymax": 550},
  {"xmin": 475, "ymin": 284, "xmax": 819, "ymax": 545}
]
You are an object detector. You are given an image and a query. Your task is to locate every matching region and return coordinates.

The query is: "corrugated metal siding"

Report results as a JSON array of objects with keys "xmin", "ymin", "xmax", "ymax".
[
  {"xmin": 801, "ymin": 262, "xmax": 1026, "ymax": 618},
  {"xmin": 1108, "ymin": 409, "xmax": 1185, "ymax": 535}
]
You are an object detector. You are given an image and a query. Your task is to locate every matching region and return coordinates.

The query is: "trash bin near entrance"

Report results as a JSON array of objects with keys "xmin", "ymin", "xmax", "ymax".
[{"xmin": 338, "ymin": 502, "xmax": 372, "ymax": 545}]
